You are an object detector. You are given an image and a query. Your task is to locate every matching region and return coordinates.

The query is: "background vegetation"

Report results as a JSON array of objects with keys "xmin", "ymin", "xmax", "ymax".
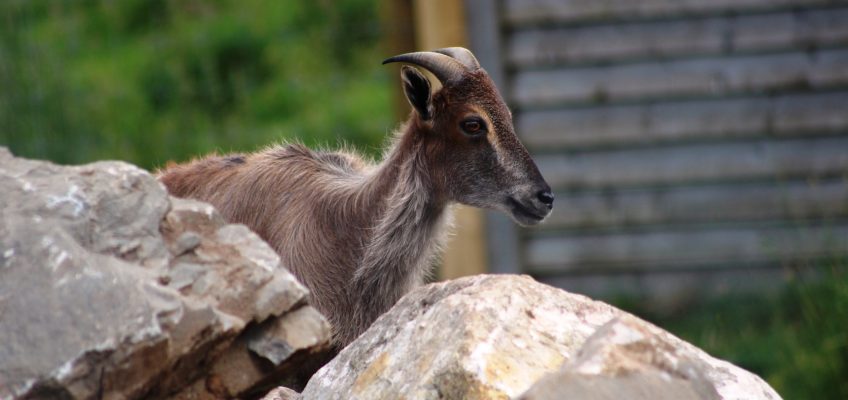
[
  {"xmin": 0, "ymin": 0, "xmax": 392, "ymax": 170},
  {"xmin": 1, "ymin": 1, "xmax": 844, "ymax": 398}
]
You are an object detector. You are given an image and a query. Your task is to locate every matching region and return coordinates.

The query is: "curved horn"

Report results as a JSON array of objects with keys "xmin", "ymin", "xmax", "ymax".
[
  {"xmin": 433, "ymin": 47, "xmax": 480, "ymax": 70},
  {"xmin": 382, "ymin": 51, "xmax": 466, "ymax": 84}
]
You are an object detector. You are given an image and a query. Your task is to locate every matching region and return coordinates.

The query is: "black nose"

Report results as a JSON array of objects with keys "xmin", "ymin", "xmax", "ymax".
[{"xmin": 537, "ymin": 190, "xmax": 554, "ymax": 208}]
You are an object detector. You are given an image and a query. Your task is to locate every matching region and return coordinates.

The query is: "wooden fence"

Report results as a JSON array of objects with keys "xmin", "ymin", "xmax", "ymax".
[{"xmin": 464, "ymin": 0, "xmax": 848, "ymax": 306}]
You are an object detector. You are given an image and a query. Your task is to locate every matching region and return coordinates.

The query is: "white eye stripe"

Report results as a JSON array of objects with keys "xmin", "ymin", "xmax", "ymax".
[{"xmin": 487, "ymin": 126, "xmax": 527, "ymax": 182}]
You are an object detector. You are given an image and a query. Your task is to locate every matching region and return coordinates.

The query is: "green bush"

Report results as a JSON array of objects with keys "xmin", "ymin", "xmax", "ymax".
[{"xmin": 0, "ymin": 0, "xmax": 392, "ymax": 170}]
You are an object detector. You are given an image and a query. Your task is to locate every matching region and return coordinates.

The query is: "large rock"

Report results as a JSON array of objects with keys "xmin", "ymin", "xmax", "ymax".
[
  {"xmin": 301, "ymin": 275, "xmax": 780, "ymax": 400},
  {"xmin": 0, "ymin": 148, "xmax": 331, "ymax": 399}
]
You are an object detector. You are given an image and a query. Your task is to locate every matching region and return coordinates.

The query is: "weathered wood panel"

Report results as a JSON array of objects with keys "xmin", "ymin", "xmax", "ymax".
[
  {"xmin": 512, "ymin": 49, "xmax": 848, "ymax": 107},
  {"xmin": 518, "ymin": 92, "xmax": 848, "ymax": 150},
  {"xmin": 526, "ymin": 225, "xmax": 848, "ymax": 272},
  {"xmin": 537, "ymin": 137, "xmax": 848, "ymax": 189},
  {"xmin": 468, "ymin": 0, "xmax": 848, "ymax": 300},
  {"xmin": 544, "ymin": 180, "xmax": 848, "ymax": 230},
  {"xmin": 503, "ymin": 0, "xmax": 840, "ymax": 26},
  {"xmin": 508, "ymin": 8, "xmax": 848, "ymax": 67}
]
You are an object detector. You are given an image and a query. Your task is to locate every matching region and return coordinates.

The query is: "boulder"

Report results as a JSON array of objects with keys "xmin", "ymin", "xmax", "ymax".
[
  {"xmin": 0, "ymin": 148, "xmax": 331, "ymax": 399},
  {"xmin": 301, "ymin": 275, "xmax": 780, "ymax": 400}
]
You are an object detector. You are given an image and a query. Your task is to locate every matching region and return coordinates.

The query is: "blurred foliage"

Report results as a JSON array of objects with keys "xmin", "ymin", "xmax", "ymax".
[
  {"xmin": 621, "ymin": 262, "xmax": 848, "ymax": 400},
  {"xmin": 0, "ymin": 0, "xmax": 393, "ymax": 170}
]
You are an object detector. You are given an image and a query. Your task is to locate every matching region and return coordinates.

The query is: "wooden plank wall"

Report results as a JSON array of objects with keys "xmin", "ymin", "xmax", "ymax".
[{"xmin": 469, "ymin": 0, "xmax": 848, "ymax": 307}]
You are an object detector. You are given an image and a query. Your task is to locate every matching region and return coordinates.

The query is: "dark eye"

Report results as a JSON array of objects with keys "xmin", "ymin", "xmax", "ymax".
[{"xmin": 461, "ymin": 118, "xmax": 486, "ymax": 136}]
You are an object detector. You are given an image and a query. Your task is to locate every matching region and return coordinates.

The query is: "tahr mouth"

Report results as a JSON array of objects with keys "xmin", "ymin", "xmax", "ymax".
[{"xmin": 507, "ymin": 197, "xmax": 547, "ymax": 224}]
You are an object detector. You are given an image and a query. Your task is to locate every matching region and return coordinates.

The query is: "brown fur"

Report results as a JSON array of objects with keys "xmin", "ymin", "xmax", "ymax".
[{"xmin": 158, "ymin": 61, "xmax": 551, "ymax": 347}]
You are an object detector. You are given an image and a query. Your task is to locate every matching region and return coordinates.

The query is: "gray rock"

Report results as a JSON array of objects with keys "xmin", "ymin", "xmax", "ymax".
[
  {"xmin": 0, "ymin": 148, "xmax": 330, "ymax": 399},
  {"xmin": 262, "ymin": 386, "xmax": 301, "ymax": 400},
  {"xmin": 172, "ymin": 306, "xmax": 332, "ymax": 399},
  {"xmin": 522, "ymin": 372, "xmax": 708, "ymax": 400},
  {"xmin": 302, "ymin": 275, "xmax": 780, "ymax": 400},
  {"xmin": 520, "ymin": 315, "xmax": 727, "ymax": 400},
  {"xmin": 248, "ymin": 307, "xmax": 331, "ymax": 366}
]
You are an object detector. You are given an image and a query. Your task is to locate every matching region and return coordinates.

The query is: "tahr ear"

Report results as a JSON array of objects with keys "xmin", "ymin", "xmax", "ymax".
[{"xmin": 401, "ymin": 66, "xmax": 432, "ymax": 120}]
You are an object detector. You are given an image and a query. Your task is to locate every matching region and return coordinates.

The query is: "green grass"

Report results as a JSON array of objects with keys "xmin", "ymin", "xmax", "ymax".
[
  {"xmin": 619, "ymin": 263, "xmax": 848, "ymax": 400},
  {"xmin": 0, "ymin": 0, "xmax": 392, "ymax": 170}
]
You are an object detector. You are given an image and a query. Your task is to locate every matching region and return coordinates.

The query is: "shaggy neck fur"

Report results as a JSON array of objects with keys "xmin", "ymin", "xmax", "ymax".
[{"xmin": 343, "ymin": 120, "xmax": 452, "ymax": 343}]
